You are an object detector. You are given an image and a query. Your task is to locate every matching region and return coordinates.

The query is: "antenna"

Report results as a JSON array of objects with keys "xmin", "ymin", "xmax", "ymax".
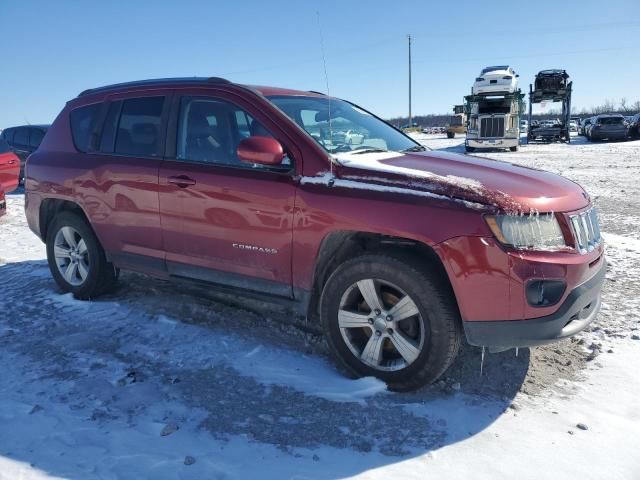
[{"xmin": 316, "ymin": 11, "xmax": 334, "ymax": 180}]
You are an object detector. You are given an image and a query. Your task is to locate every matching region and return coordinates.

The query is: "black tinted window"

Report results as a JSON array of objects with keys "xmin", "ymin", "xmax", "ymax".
[
  {"xmin": 70, "ymin": 103, "xmax": 101, "ymax": 152},
  {"xmin": 29, "ymin": 128, "xmax": 45, "ymax": 148},
  {"xmin": 177, "ymin": 97, "xmax": 279, "ymax": 169},
  {"xmin": 0, "ymin": 137, "xmax": 9, "ymax": 154},
  {"xmin": 15, "ymin": 127, "xmax": 29, "ymax": 146},
  {"xmin": 115, "ymin": 97, "xmax": 165, "ymax": 157},
  {"xmin": 99, "ymin": 102, "xmax": 121, "ymax": 153},
  {"xmin": 2, "ymin": 129, "xmax": 14, "ymax": 143}
]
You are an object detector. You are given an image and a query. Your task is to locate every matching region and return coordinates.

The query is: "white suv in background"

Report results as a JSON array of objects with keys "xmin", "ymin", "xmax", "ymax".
[{"xmin": 472, "ymin": 66, "xmax": 519, "ymax": 95}]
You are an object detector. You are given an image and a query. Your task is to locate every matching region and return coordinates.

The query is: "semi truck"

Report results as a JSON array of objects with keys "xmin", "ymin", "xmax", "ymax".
[{"xmin": 464, "ymin": 91, "xmax": 525, "ymax": 152}]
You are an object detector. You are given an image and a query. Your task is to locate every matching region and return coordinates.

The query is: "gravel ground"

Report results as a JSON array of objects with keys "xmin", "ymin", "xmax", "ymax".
[{"xmin": 0, "ymin": 134, "xmax": 638, "ymax": 478}]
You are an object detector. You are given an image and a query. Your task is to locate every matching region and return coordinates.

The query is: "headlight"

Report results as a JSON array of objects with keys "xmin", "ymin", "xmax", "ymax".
[{"xmin": 485, "ymin": 214, "xmax": 567, "ymax": 250}]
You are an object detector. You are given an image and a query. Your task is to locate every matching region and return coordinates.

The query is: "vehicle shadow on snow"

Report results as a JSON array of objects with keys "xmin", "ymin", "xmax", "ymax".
[{"xmin": 0, "ymin": 260, "xmax": 529, "ymax": 479}]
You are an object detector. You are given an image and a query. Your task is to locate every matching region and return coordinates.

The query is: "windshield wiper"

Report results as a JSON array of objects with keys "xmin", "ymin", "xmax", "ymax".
[
  {"xmin": 402, "ymin": 145, "xmax": 427, "ymax": 152},
  {"xmin": 351, "ymin": 148, "xmax": 388, "ymax": 155}
]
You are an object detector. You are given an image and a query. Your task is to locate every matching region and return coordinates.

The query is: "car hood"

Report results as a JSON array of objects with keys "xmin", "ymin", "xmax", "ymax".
[{"xmin": 334, "ymin": 150, "xmax": 589, "ymax": 213}]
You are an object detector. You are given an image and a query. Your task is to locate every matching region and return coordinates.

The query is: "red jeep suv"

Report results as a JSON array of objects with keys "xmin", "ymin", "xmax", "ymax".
[{"xmin": 25, "ymin": 78, "xmax": 605, "ymax": 390}]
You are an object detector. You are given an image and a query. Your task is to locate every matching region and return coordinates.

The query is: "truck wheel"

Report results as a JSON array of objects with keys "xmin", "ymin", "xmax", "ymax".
[
  {"xmin": 447, "ymin": 131, "xmax": 455, "ymax": 139},
  {"xmin": 320, "ymin": 254, "xmax": 462, "ymax": 391},
  {"xmin": 46, "ymin": 211, "xmax": 118, "ymax": 299},
  {"xmin": 465, "ymin": 146, "xmax": 475, "ymax": 153},
  {"xmin": 509, "ymin": 145, "xmax": 519, "ymax": 152}
]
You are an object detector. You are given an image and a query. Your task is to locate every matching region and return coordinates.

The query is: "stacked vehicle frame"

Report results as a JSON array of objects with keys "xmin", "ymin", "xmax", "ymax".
[{"xmin": 527, "ymin": 70, "xmax": 573, "ymax": 143}]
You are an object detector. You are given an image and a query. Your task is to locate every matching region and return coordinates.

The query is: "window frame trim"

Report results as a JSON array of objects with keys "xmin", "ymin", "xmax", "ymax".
[{"xmin": 164, "ymin": 93, "xmax": 295, "ymax": 174}]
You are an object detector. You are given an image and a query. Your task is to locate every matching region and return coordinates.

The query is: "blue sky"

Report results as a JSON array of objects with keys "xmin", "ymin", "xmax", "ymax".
[{"xmin": 1, "ymin": 0, "xmax": 638, "ymax": 127}]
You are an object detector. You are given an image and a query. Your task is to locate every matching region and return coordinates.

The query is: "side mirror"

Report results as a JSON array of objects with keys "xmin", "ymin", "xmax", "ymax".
[{"xmin": 237, "ymin": 136, "xmax": 286, "ymax": 166}]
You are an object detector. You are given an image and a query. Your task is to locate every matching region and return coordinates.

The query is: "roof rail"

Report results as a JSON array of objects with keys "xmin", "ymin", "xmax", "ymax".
[
  {"xmin": 78, "ymin": 77, "xmax": 231, "ymax": 97},
  {"xmin": 308, "ymin": 90, "xmax": 327, "ymax": 95}
]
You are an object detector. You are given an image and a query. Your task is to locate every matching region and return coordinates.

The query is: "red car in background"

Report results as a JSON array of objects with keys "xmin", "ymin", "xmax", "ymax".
[{"xmin": 0, "ymin": 136, "xmax": 20, "ymax": 195}]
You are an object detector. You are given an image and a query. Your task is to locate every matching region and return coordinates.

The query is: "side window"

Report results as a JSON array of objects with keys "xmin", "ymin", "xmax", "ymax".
[
  {"xmin": 70, "ymin": 103, "xmax": 101, "ymax": 152},
  {"xmin": 14, "ymin": 127, "xmax": 29, "ymax": 146},
  {"xmin": 0, "ymin": 137, "xmax": 9, "ymax": 154},
  {"xmin": 99, "ymin": 101, "xmax": 122, "ymax": 153},
  {"xmin": 29, "ymin": 128, "xmax": 45, "ymax": 148},
  {"xmin": 176, "ymin": 97, "xmax": 281, "ymax": 169},
  {"xmin": 114, "ymin": 96, "xmax": 165, "ymax": 157},
  {"xmin": 2, "ymin": 128, "xmax": 14, "ymax": 144}
]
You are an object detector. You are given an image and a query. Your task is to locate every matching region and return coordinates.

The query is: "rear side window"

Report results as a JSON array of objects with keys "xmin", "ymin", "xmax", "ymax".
[
  {"xmin": 99, "ymin": 102, "xmax": 122, "ymax": 153},
  {"xmin": 70, "ymin": 103, "xmax": 101, "ymax": 152},
  {"xmin": 14, "ymin": 127, "xmax": 29, "ymax": 146},
  {"xmin": 114, "ymin": 97, "xmax": 165, "ymax": 157},
  {"xmin": 29, "ymin": 128, "xmax": 45, "ymax": 148},
  {"xmin": 2, "ymin": 128, "xmax": 14, "ymax": 143},
  {"xmin": 0, "ymin": 137, "xmax": 9, "ymax": 153}
]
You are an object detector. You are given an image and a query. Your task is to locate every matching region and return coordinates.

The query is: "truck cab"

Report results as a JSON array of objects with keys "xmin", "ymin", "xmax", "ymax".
[{"xmin": 464, "ymin": 92, "xmax": 524, "ymax": 152}]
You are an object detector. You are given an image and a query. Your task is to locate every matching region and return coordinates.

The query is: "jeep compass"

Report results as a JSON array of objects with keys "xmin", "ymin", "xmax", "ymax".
[{"xmin": 25, "ymin": 77, "xmax": 605, "ymax": 390}]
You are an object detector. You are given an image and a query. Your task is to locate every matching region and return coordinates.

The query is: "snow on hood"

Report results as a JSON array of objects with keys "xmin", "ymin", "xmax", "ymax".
[{"xmin": 328, "ymin": 150, "xmax": 590, "ymax": 214}]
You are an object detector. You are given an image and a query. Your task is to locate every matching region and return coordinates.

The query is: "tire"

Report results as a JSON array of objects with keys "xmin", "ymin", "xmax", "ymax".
[
  {"xmin": 320, "ymin": 254, "xmax": 462, "ymax": 391},
  {"xmin": 446, "ymin": 131, "xmax": 455, "ymax": 139},
  {"xmin": 46, "ymin": 211, "xmax": 118, "ymax": 299},
  {"xmin": 509, "ymin": 145, "xmax": 519, "ymax": 152},
  {"xmin": 465, "ymin": 146, "xmax": 475, "ymax": 153}
]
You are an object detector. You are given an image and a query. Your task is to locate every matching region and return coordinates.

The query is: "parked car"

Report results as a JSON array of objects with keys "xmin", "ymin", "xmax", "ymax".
[
  {"xmin": 569, "ymin": 120, "xmax": 577, "ymax": 132},
  {"xmin": 25, "ymin": 77, "xmax": 606, "ymax": 391},
  {"xmin": 627, "ymin": 113, "xmax": 640, "ymax": 139},
  {"xmin": 472, "ymin": 66, "xmax": 519, "ymax": 95},
  {"xmin": 520, "ymin": 119, "xmax": 528, "ymax": 133},
  {"xmin": 580, "ymin": 117, "xmax": 594, "ymax": 136},
  {"xmin": 0, "ymin": 136, "xmax": 20, "ymax": 194},
  {"xmin": 1, "ymin": 124, "xmax": 50, "ymax": 185},
  {"xmin": 589, "ymin": 114, "xmax": 628, "ymax": 142},
  {"xmin": 584, "ymin": 117, "xmax": 597, "ymax": 139},
  {"xmin": 534, "ymin": 70, "xmax": 570, "ymax": 94}
]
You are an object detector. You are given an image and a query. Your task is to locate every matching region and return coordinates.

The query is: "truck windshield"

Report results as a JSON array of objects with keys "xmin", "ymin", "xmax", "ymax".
[{"xmin": 267, "ymin": 96, "xmax": 420, "ymax": 154}]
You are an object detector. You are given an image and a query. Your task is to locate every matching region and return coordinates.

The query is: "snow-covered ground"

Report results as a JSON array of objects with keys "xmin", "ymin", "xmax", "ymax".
[{"xmin": 0, "ymin": 134, "xmax": 639, "ymax": 479}]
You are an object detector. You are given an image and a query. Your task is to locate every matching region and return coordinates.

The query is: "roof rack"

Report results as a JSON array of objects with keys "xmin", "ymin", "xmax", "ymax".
[{"xmin": 78, "ymin": 77, "xmax": 231, "ymax": 97}]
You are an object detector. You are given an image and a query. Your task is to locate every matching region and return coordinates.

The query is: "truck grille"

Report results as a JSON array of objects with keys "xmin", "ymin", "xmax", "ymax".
[
  {"xmin": 570, "ymin": 207, "xmax": 601, "ymax": 254},
  {"xmin": 480, "ymin": 117, "xmax": 505, "ymax": 138}
]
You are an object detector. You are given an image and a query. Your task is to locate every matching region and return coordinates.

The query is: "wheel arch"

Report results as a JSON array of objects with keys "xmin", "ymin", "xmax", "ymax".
[
  {"xmin": 305, "ymin": 231, "xmax": 459, "ymax": 323},
  {"xmin": 39, "ymin": 199, "xmax": 99, "ymax": 248}
]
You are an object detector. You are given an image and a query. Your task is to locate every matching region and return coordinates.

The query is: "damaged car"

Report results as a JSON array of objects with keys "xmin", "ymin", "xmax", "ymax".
[{"xmin": 25, "ymin": 78, "xmax": 606, "ymax": 390}]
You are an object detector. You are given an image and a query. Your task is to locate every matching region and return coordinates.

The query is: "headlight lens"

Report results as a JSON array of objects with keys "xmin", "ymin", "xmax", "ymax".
[{"xmin": 485, "ymin": 214, "xmax": 567, "ymax": 250}]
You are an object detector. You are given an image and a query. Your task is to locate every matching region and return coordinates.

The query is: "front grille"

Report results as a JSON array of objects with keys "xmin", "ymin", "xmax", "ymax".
[
  {"xmin": 570, "ymin": 207, "xmax": 601, "ymax": 254},
  {"xmin": 480, "ymin": 117, "xmax": 505, "ymax": 138}
]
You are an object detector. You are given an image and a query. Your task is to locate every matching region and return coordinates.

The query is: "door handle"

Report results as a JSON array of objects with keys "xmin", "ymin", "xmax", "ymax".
[{"xmin": 167, "ymin": 175, "xmax": 196, "ymax": 188}]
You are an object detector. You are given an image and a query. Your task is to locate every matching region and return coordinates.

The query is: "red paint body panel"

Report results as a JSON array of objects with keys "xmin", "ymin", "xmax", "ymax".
[
  {"xmin": 0, "ymin": 151, "xmax": 20, "ymax": 193},
  {"xmin": 24, "ymin": 79, "xmax": 605, "ymax": 329}
]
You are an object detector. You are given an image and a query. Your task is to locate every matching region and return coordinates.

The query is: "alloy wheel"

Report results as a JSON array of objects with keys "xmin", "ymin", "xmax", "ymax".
[
  {"xmin": 338, "ymin": 278, "xmax": 425, "ymax": 372},
  {"xmin": 53, "ymin": 226, "xmax": 90, "ymax": 286}
]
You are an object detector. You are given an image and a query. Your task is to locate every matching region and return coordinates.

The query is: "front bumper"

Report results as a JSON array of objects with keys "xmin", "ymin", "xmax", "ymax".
[
  {"xmin": 467, "ymin": 137, "xmax": 519, "ymax": 149},
  {"xmin": 463, "ymin": 258, "xmax": 606, "ymax": 349}
]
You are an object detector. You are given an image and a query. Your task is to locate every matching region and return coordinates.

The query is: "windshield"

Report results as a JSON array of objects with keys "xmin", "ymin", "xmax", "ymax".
[
  {"xmin": 599, "ymin": 117, "xmax": 624, "ymax": 125},
  {"xmin": 267, "ymin": 95, "xmax": 422, "ymax": 154},
  {"xmin": 481, "ymin": 65, "xmax": 509, "ymax": 74}
]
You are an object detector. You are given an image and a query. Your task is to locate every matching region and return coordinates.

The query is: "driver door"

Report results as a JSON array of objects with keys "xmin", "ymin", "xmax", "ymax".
[{"xmin": 159, "ymin": 93, "xmax": 297, "ymax": 297}]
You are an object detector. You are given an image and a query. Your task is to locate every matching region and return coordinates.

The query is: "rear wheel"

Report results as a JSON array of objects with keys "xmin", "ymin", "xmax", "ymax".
[
  {"xmin": 509, "ymin": 145, "xmax": 519, "ymax": 152},
  {"xmin": 465, "ymin": 145, "xmax": 475, "ymax": 153},
  {"xmin": 46, "ymin": 211, "xmax": 118, "ymax": 299},
  {"xmin": 320, "ymin": 254, "xmax": 461, "ymax": 391},
  {"xmin": 446, "ymin": 131, "xmax": 455, "ymax": 139}
]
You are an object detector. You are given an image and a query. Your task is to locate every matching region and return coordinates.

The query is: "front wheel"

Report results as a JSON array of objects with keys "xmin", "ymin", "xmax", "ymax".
[
  {"xmin": 509, "ymin": 145, "xmax": 519, "ymax": 152},
  {"xmin": 320, "ymin": 254, "xmax": 462, "ymax": 391},
  {"xmin": 446, "ymin": 131, "xmax": 455, "ymax": 139},
  {"xmin": 46, "ymin": 211, "xmax": 118, "ymax": 299},
  {"xmin": 465, "ymin": 145, "xmax": 475, "ymax": 153}
]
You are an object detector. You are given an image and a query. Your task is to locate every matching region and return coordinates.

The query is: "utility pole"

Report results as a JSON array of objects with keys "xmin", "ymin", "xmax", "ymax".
[{"xmin": 408, "ymin": 34, "xmax": 412, "ymax": 127}]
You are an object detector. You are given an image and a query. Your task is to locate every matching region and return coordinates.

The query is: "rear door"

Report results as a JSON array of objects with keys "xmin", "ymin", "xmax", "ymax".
[
  {"xmin": 75, "ymin": 93, "xmax": 170, "ymax": 273},
  {"xmin": 158, "ymin": 91, "xmax": 297, "ymax": 296},
  {"xmin": 0, "ymin": 137, "xmax": 19, "ymax": 193}
]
